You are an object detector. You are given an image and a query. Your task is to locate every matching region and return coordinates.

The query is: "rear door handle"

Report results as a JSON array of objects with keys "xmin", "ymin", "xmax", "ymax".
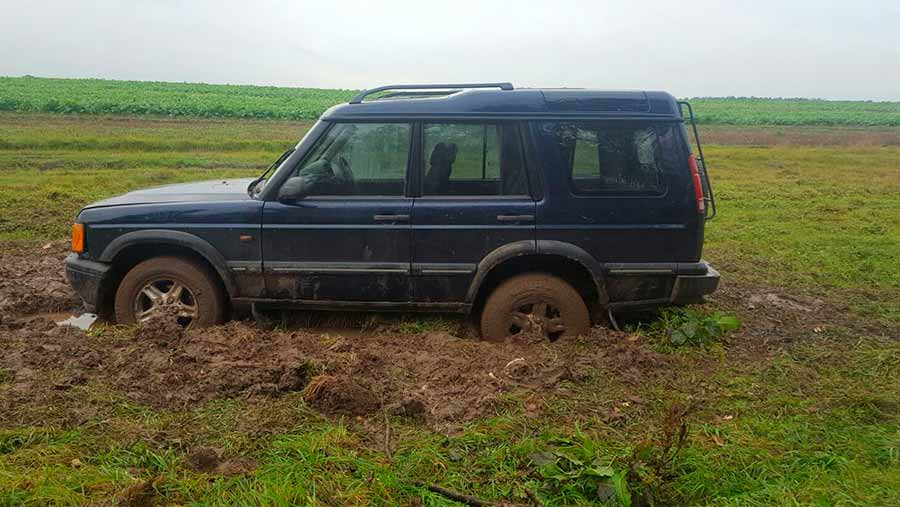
[
  {"xmin": 496, "ymin": 214, "xmax": 535, "ymax": 222},
  {"xmin": 373, "ymin": 214, "xmax": 410, "ymax": 222}
]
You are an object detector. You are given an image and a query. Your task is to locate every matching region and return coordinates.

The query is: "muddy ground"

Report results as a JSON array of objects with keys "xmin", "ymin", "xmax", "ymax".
[
  {"xmin": 0, "ymin": 243, "xmax": 853, "ymax": 431},
  {"xmin": 0, "ymin": 241, "xmax": 80, "ymax": 320}
]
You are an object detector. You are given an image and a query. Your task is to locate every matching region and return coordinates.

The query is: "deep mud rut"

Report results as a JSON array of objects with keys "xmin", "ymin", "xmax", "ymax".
[{"xmin": 0, "ymin": 243, "xmax": 854, "ymax": 429}]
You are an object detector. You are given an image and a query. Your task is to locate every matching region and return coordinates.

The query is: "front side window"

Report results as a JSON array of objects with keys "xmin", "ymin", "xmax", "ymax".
[
  {"xmin": 289, "ymin": 123, "xmax": 410, "ymax": 197},
  {"xmin": 542, "ymin": 122, "xmax": 663, "ymax": 195},
  {"xmin": 422, "ymin": 123, "xmax": 529, "ymax": 197}
]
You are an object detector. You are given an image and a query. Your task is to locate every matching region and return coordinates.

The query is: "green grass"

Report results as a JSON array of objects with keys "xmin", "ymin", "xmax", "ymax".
[
  {"xmin": 1, "ymin": 113, "xmax": 899, "ymax": 505},
  {"xmin": 0, "ymin": 112, "xmax": 309, "ymax": 151},
  {"xmin": 0, "ymin": 113, "xmax": 308, "ymax": 242},
  {"xmin": 0, "ymin": 167, "xmax": 262, "ymax": 242},
  {"xmin": 704, "ymin": 145, "xmax": 900, "ymax": 323},
  {"xmin": 2, "ymin": 76, "xmax": 900, "ymax": 125},
  {"xmin": 675, "ymin": 339, "xmax": 900, "ymax": 505}
]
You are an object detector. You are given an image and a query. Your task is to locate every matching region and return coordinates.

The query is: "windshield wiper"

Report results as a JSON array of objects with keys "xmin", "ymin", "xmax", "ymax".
[{"xmin": 248, "ymin": 148, "xmax": 295, "ymax": 197}]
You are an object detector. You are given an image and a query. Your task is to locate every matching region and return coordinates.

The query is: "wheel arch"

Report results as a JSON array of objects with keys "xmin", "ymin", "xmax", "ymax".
[
  {"xmin": 466, "ymin": 240, "xmax": 608, "ymax": 315},
  {"xmin": 96, "ymin": 230, "xmax": 234, "ymax": 316}
]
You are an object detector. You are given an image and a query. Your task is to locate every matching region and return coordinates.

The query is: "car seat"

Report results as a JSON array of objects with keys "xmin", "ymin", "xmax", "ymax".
[{"xmin": 424, "ymin": 142, "xmax": 457, "ymax": 194}]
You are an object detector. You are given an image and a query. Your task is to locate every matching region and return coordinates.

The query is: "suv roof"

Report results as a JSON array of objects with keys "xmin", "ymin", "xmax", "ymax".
[{"xmin": 323, "ymin": 83, "xmax": 682, "ymax": 121}]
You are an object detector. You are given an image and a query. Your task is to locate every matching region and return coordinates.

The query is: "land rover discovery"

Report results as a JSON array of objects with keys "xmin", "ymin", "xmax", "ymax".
[{"xmin": 65, "ymin": 83, "xmax": 719, "ymax": 341}]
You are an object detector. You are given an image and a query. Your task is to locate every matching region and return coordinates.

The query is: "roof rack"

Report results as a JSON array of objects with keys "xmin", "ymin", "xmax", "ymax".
[{"xmin": 349, "ymin": 82, "xmax": 513, "ymax": 104}]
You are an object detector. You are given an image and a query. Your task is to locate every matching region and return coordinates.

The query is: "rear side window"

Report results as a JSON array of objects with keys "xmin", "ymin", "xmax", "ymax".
[
  {"xmin": 422, "ymin": 123, "xmax": 529, "ymax": 197},
  {"xmin": 542, "ymin": 122, "xmax": 663, "ymax": 195}
]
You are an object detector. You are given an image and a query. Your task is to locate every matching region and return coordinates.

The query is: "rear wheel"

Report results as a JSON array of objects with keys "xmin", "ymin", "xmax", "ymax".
[
  {"xmin": 114, "ymin": 256, "xmax": 225, "ymax": 328},
  {"xmin": 480, "ymin": 273, "xmax": 590, "ymax": 342}
]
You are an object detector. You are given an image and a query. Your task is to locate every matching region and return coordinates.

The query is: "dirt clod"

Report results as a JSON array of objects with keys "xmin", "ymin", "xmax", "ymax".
[
  {"xmin": 118, "ymin": 476, "xmax": 162, "ymax": 507},
  {"xmin": 304, "ymin": 375, "xmax": 380, "ymax": 417},
  {"xmin": 183, "ymin": 447, "xmax": 256, "ymax": 476},
  {"xmin": 184, "ymin": 447, "xmax": 219, "ymax": 473},
  {"xmin": 277, "ymin": 362, "xmax": 317, "ymax": 392},
  {"xmin": 133, "ymin": 307, "xmax": 185, "ymax": 345},
  {"xmin": 387, "ymin": 396, "xmax": 427, "ymax": 419}
]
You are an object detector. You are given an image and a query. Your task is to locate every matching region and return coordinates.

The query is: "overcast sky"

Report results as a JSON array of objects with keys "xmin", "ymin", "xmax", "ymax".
[{"xmin": 1, "ymin": 0, "xmax": 898, "ymax": 100}]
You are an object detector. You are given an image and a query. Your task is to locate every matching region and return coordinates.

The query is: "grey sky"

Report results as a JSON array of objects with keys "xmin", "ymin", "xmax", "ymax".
[{"xmin": 1, "ymin": 0, "xmax": 898, "ymax": 100}]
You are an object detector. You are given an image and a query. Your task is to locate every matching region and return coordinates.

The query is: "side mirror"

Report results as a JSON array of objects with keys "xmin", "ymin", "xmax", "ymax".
[{"xmin": 277, "ymin": 176, "xmax": 314, "ymax": 202}]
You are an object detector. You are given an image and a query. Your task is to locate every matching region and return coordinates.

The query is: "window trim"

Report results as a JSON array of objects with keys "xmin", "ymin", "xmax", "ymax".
[
  {"xmin": 416, "ymin": 120, "xmax": 533, "ymax": 199},
  {"xmin": 276, "ymin": 120, "xmax": 415, "ymax": 199}
]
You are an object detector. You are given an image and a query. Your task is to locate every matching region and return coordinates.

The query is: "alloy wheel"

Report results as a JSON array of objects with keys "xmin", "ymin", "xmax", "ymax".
[
  {"xmin": 508, "ymin": 299, "xmax": 566, "ymax": 341},
  {"xmin": 132, "ymin": 278, "xmax": 198, "ymax": 327}
]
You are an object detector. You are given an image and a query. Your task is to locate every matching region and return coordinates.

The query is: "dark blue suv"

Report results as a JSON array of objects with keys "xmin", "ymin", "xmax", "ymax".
[{"xmin": 65, "ymin": 83, "xmax": 719, "ymax": 341}]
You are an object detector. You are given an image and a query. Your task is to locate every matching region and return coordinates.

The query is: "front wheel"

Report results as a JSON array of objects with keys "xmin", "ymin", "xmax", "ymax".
[
  {"xmin": 114, "ymin": 256, "xmax": 226, "ymax": 328},
  {"xmin": 480, "ymin": 273, "xmax": 590, "ymax": 342}
]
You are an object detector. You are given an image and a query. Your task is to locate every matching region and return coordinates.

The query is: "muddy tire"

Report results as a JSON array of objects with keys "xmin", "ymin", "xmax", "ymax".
[
  {"xmin": 480, "ymin": 273, "xmax": 590, "ymax": 342},
  {"xmin": 114, "ymin": 256, "xmax": 225, "ymax": 328}
]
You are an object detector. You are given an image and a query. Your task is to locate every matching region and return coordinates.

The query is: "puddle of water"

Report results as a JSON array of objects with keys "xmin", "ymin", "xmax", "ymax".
[{"xmin": 56, "ymin": 313, "xmax": 98, "ymax": 331}]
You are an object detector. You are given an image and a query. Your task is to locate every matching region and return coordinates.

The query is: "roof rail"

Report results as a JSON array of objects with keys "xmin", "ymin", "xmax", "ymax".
[{"xmin": 350, "ymin": 82, "xmax": 513, "ymax": 104}]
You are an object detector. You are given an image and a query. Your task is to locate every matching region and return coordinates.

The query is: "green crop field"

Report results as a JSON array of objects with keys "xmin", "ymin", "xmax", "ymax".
[
  {"xmin": 0, "ymin": 76, "xmax": 355, "ymax": 120},
  {"xmin": 2, "ymin": 76, "xmax": 900, "ymax": 126},
  {"xmin": 688, "ymin": 97, "xmax": 900, "ymax": 127}
]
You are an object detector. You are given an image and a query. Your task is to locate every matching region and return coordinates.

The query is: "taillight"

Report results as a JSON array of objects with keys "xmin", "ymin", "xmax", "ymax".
[
  {"xmin": 687, "ymin": 156, "xmax": 705, "ymax": 214},
  {"xmin": 71, "ymin": 223, "xmax": 84, "ymax": 253}
]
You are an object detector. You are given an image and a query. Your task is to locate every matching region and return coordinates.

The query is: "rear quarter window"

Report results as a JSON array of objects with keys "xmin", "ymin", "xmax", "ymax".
[{"xmin": 541, "ymin": 122, "xmax": 665, "ymax": 196}]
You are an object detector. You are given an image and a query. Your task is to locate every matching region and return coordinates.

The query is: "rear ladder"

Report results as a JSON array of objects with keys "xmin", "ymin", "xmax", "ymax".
[{"xmin": 678, "ymin": 101, "xmax": 717, "ymax": 220}]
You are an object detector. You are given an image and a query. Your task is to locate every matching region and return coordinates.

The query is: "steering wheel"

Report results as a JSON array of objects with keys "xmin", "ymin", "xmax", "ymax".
[{"xmin": 334, "ymin": 155, "xmax": 354, "ymax": 182}]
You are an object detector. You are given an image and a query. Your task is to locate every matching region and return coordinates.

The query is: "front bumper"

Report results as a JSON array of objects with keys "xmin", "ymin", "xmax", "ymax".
[
  {"xmin": 670, "ymin": 263, "xmax": 720, "ymax": 304},
  {"xmin": 65, "ymin": 253, "xmax": 111, "ymax": 313}
]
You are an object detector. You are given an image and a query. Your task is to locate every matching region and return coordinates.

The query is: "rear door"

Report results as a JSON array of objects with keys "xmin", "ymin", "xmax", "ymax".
[
  {"xmin": 410, "ymin": 121, "xmax": 535, "ymax": 303},
  {"xmin": 262, "ymin": 122, "xmax": 413, "ymax": 302},
  {"xmin": 531, "ymin": 120, "xmax": 695, "ymax": 262}
]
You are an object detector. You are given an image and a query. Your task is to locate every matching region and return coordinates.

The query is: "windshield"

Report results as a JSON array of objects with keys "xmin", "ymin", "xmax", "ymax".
[
  {"xmin": 248, "ymin": 147, "xmax": 295, "ymax": 198},
  {"xmin": 249, "ymin": 120, "xmax": 332, "ymax": 199}
]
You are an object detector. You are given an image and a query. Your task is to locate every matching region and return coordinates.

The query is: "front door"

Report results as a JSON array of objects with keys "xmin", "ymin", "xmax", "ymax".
[
  {"xmin": 410, "ymin": 121, "xmax": 536, "ymax": 303},
  {"xmin": 262, "ymin": 122, "xmax": 413, "ymax": 302}
]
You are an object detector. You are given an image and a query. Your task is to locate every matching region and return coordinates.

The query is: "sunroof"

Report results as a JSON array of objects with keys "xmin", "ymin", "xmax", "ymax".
[{"xmin": 543, "ymin": 90, "xmax": 650, "ymax": 112}]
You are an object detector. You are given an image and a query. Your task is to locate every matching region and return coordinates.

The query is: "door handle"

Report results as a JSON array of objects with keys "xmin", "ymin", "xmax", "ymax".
[
  {"xmin": 373, "ymin": 214, "xmax": 410, "ymax": 222},
  {"xmin": 496, "ymin": 214, "xmax": 535, "ymax": 222}
]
